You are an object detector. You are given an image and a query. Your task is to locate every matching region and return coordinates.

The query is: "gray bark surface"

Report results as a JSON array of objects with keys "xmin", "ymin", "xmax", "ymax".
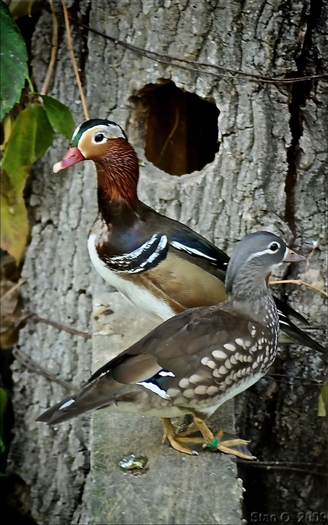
[{"xmin": 7, "ymin": 1, "xmax": 327, "ymax": 523}]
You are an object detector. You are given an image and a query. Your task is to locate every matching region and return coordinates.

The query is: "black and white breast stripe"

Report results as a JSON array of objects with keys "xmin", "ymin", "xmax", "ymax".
[{"xmin": 102, "ymin": 233, "xmax": 169, "ymax": 274}]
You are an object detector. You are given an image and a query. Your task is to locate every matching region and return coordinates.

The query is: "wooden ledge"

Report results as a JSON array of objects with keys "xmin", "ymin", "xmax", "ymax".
[{"xmin": 90, "ymin": 292, "xmax": 243, "ymax": 524}]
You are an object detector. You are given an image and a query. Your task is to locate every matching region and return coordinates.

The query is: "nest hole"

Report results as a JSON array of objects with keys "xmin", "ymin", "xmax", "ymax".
[{"xmin": 130, "ymin": 82, "xmax": 219, "ymax": 176}]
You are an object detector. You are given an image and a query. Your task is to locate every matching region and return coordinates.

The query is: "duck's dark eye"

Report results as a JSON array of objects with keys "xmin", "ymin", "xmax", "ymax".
[
  {"xmin": 94, "ymin": 133, "xmax": 105, "ymax": 143},
  {"xmin": 269, "ymin": 242, "xmax": 280, "ymax": 252}
]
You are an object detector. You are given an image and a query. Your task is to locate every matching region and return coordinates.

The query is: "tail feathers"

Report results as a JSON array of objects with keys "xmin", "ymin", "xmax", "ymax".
[
  {"xmin": 274, "ymin": 296, "xmax": 309, "ymax": 325},
  {"xmin": 36, "ymin": 380, "xmax": 113, "ymax": 425},
  {"xmin": 275, "ymin": 297, "xmax": 325, "ymax": 352},
  {"xmin": 279, "ymin": 318, "xmax": 325, "ymax": 353},
  {"xmin": 36, "ymin": 395, "xmax": 81, "ymax": 425}
]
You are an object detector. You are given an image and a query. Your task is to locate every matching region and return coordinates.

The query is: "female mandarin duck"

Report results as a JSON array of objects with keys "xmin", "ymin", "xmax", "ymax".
[
  {"xmin": 38, "ymin": 232, "xmax": 305, "ymax": 458},
  {"xmin": 53, "ymin": 119, "xmax": 323, "ymax": 352}
]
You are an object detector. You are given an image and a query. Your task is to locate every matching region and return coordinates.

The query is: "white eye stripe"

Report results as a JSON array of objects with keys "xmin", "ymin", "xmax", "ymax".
[
  {"xmin": 245, "ymin": 246, "xmax": 280, "ymax": 262},
  {"xmin": 104, "ymin": 123, "xmax": 126, "ymax": 138},
  {"xmin": 80, "ymin": 124, "xmax": 126, "ymax": 147},
  {"xmin": 90, "ymin": 125, "xmax": 121, "ymax": 143},
  {"xmin": 79, "ymin": 125, "xmax": 108, "ymax": 146}
]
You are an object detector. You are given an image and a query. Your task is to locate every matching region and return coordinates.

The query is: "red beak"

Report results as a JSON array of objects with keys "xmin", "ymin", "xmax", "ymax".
[{"xmin": 53, "ymin": 147, "xmax": 85, "ymax": 173}]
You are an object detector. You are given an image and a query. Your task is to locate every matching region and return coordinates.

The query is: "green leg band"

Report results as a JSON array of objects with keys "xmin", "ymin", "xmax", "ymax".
[{"xmin": 207, "ymin": 437, "xmax": 219, "ymax": 450}]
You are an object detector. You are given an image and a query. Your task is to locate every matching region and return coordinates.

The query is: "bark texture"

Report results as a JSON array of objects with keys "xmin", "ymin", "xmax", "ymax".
[{"xmin": 7, "ymin": 1, "xmax": 327, "ymax": 523}]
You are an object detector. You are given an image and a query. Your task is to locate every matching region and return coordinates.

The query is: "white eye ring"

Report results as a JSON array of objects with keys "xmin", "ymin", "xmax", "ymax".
[
  {"xmin": 268, "ymin": 241, "xmax": 280, "ymax": 252},
  {"xmin": 93, "ymin": 133, "xmax": 106, "ymax": 144}
]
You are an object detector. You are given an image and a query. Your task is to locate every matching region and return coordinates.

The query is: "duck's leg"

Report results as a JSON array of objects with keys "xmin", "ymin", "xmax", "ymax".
[
  {"xmin": 162, "ymin": 417, "xmax": 255, "ymax": 459},
  {"xmin": 192, "ymin": 416, "xmax": 256, "ymax": 460},
  {"xmin": 174, "ymin": 421, "xmax": 241, "ymax": 447},
  {"xmin": 161, "ymin": 418, "xmax": 199, "ymax": 455}
]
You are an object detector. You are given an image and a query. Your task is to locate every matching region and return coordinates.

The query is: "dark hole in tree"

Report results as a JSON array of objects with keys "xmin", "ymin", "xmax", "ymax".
[{"xmin": 132, "ymin": 82, "xmax": 219, "ymax": 176}]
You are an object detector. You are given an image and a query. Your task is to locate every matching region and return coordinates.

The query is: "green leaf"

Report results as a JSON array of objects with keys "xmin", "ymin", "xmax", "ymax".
[
  {"xmin": 318, "ymin": 382, "xmax": 327, "ymax": 418},
  {"xmin": 1, "ymin": 101, "xmax": 55, "ymax": 261},
  {"xmin": 40, "ymin": 95, "xmax": 75, "ymax": 139},
  {"xmin": 0, "ymin": 191, "xmax": 29, "ymax": 262},
  {"xmin": 33, "ymin": 103, "xmax": 56, "ymax": 158},
  {"xmin": 2, "ymin": 102, "xmax": 55, "ymax": 194},
  {"xmin": 0, "ymin": 1, "xmax": 29, "ymax": 120},
  {"xmin": 8, "ymin": 0, "xmax": 36, "ymax": 19},
  {"xmin": 2, "ymin": 103, "xmax": 36, "ymax": 194}
]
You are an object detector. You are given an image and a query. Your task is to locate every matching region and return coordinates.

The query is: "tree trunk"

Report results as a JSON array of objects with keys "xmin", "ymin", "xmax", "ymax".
[{"xmin": 8, "ymin": 1, "xmax": 326, "ymax": 523}]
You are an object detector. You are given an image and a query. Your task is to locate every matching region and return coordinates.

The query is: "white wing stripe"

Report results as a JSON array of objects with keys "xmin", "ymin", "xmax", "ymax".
[
  {"xmin": 171, "ymin": 240, "xmax": 216, "ymax": 261},
  {"xmin": 137, "ymin": 381, "xmax": 171, "ymax": 399},
  {"xmin": 59, "ymin": 399, "xmax": 75, "ymax": 410}
]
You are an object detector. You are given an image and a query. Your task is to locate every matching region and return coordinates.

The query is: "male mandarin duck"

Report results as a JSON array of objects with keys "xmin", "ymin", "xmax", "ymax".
[
  {"xmin": 53, "ymin": 119, "xmax": 324, "ymax": 353},
  {"xmin": 38, "ymin": 231, "xmax": 305, "ymax": 458}
]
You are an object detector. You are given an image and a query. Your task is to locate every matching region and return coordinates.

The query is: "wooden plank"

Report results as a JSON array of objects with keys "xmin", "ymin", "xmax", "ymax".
[{"xmin": 90, "ymin": 292, "xmax": 243, "ymax": 525}]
